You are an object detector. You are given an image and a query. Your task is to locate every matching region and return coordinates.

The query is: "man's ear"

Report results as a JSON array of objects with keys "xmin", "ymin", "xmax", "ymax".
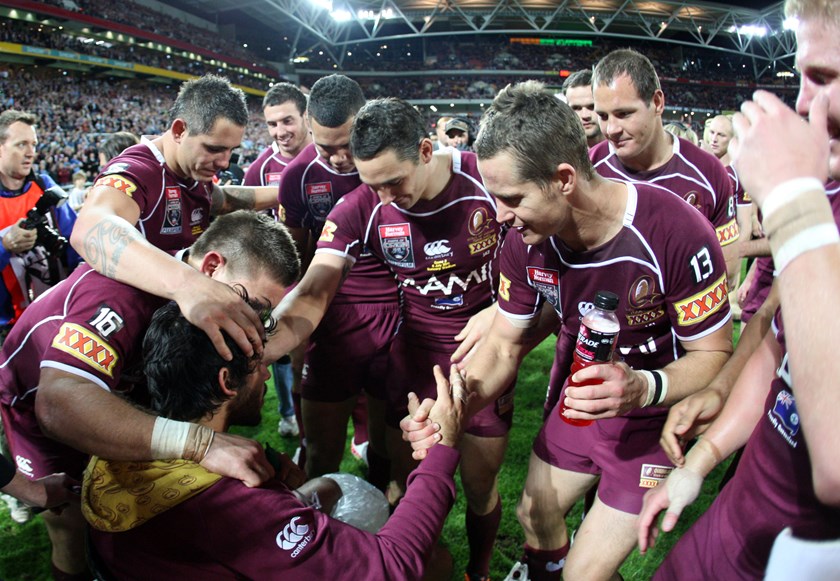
[
  {"xmin": 171, "ymin": 119, "xmax": 188, "ymax": 142},
  {"xmin": 552, "ymin": 163, "xmax": 578, "ymax": 197},
  {"xmin": 218, "ymin": 368, "xmax": 237, "ymax": 397},
  {"xmin": 419, "ymin": 138, "xmax": 434, "ymax": 164},
  {"xmin": 198, "ymin": 251, "xmax": 225, "ymax": 277},
  {"xmin": 652, "ymin": 89, "xmax": 666, "ymax": 116}
]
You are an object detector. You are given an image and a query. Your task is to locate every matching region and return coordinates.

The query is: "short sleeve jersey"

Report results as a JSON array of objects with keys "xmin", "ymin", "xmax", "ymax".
[
  {"xmin": 590, "ymin": 137, "xmax": 739, "ymax": 248},
  {"xmin": 279, "ymin": 143, "xmax": 397, "ymax": 305},
  {"xmin": 498, "ymin": 183, "xmax": 730, "ymax": 417},
  {"xmin": 93, "ymin": 141, "xmax": 212, "ymax": 253},
  {"xmin": 726, "ymin": 164, "xmax": 750, "ymax": 206},
  {"xmin": 0, "ymin": 265, "xmax": 165, "ymax": 409},
  {"xmin": 243, "ymin": 143, "xmax": 293, "ymax": 188},
  {"xmin": 317, "ymin": 150, "xmax": 501, "ymax": 344}
]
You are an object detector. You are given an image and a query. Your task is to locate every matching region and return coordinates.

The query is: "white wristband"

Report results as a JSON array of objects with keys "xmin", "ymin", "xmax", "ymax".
[
  {"xmin": 775, "ymin": 223, "xmax": 840, "ymax": 274},
  {"xmin": 639, "ymin": 369, "xmax": 669, "ymax": 407},
  {"xmin": 639, "ymin": 370, "xmax": 656, "ymax": 407},
  {"xmin": 150, "ymin": 417, "xmax": 191, "ymax": 460},
  {"xmin": 762, "ymin": 177, "xmax": 825, "ymax": 221}
]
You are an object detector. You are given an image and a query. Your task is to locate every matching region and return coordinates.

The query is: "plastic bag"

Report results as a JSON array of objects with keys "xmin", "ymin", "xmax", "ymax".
[{"xmin": 322, "ymin": 473, "xmax": 390, "ymax": 533}]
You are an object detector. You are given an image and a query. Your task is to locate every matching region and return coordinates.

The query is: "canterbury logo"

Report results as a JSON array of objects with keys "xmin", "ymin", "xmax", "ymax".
[
  {"xmin": 276, "ymin": 516, "xmax": 314, "ymax": 557},
  {"xmin": 424, "ymin": 240, "xmax": 451, "ymax": 257},
  {"xmin": 51, "ymin": 323, "xmax": 118, "ymax": 377}
]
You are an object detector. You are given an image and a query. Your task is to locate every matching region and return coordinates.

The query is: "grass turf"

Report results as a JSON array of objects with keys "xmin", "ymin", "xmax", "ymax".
[{"xmin": 0, "ymin": 322, "xmax": 740, "ymax": 580}]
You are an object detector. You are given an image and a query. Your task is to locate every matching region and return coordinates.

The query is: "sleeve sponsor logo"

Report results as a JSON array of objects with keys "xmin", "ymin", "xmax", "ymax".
[
  {"xmin": 319, "ymin": 220, "xmax": 337, "ymax": 243},
  {"xmin": 51, "ymin": 322, "xmax": 118, "ymax": 377},
  {"xmin": 102, "ymin": 162, "xmax": 130, "ymax": 176},
  {"xmin": 716, "ymin": 218, "xmax": 740, "ymax": 247},
  {"xmin": 639, "ymin": 464, "xmax": 674, "ymax": 488},
  {"xmin": 673, "ymin": 274, "xmax": 728, "ymax": 326},
  {"xmin": 93, "ymin": 175, "xmax": 137, "ymax": 197},
  {"xmin": 499, "ymin": 273, "xmax": 511, "ymax": 301}
]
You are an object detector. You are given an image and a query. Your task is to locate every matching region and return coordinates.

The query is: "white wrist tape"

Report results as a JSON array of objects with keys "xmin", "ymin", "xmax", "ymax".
[
  {"xmin": 639, "ymin": 370, "xmax": 656, "ymax": 407},
  {"xmin": 774, "ymin": 223, "xmax": 840, "ymax": 273},
  {"xmin": 761, "ymin": 177, "xmax": 825, "ymax": 222},
  {"xmin": 150, "ymin": 417, "xmax": 191, "ymax": 460},
  {"xmin": 639, "ymin": 369, "xmax": 669, "ymax": 408},
  {"xmin": 150, "ymin": 417, "xmax": 216, "ymax": 462}
]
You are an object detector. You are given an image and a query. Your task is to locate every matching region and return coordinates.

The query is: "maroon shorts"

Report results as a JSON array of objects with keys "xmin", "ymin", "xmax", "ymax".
[
  {"xmin": 301, "ymin": 302, "xmax": 400, "ymax": 403},
  {"xmin": 384, "ymin": 331, "xmax": 514, "ymax": 437},
  {"xmin": 1, "ymin": 402, "xmax": 88, "ymax": 481},
  {"xmin": 533, "ymin": 398, "xmax": 673, "ymax": 515},
  {"xmin": 741, "ymin": 258, "xmax": 775, "ymax": 324}
]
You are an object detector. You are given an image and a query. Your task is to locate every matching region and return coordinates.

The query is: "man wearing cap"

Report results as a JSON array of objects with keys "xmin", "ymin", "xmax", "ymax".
[{"xmin": 445, "ymin": 118, "xmax": 472, "ymax": 151}]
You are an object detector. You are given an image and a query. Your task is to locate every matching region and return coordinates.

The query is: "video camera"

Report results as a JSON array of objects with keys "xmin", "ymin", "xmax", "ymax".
[{"xmin": 22, "ymin": 185, "xmax": 68, "ymax": 255}]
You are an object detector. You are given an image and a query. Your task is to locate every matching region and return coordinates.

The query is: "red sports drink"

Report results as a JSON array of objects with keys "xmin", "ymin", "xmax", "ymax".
[{"xmin": 560, "ymin": 290, "xmax": 620, "ymax": 426}]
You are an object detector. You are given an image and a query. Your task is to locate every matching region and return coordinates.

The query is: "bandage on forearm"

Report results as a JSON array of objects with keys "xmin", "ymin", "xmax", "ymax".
[
  {"xmin": 151, "ymin": 417, "xmax": 215, "ymax": 462},
  {"xmin": 683, "ymin": 436, "xmax": 723, "ymax": 477},
  {"xmin": 761, "ymin": 178, "xmax": 840, "ymax": 273}
]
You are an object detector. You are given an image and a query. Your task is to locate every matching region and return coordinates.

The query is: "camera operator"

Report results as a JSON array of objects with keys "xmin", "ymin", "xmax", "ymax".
[{"xmin": 0, "ymin": 110, "xmax": 81, "ymax": 335}]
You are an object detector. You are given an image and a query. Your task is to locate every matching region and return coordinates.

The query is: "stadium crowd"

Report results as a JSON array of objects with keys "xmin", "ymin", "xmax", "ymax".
[{"xmin": 1, "ymin": 0, "xmax": 839, "ymax": 579}]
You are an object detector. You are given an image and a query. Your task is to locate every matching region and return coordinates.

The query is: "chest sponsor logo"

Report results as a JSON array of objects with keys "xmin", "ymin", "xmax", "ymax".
[
  {"xmin": 499, "ymin": 273, "xmax": 511, "ymax": 302},
  {"xmin": 276, "ymin": 516, "xmax": 314, "ymax": 558},
  {"xmin": 767, "ymin": 390, "xmax": 799, "ymax": 449},
  {"xmin": 432, "ymin": 295, "xmax": 464, "ymax": 310},
  {"xmin": 190, "ymin": 207, "xmax": 204, "ymax": 225},
  {"xmin": 626, "ymin": 275, "xmax": 664, "ymax": 326},
  {"xmin": 527, "ymin": 267, "xmax": 560, "ymax": 307},
  {"xmin": 94, "ymin": 175, "xmax": 137, "ymax": 197},
  {"xmin": 401, "ymin": 262, "xmax": 491, "ymax": 296},
  {"xmin": 87, "ymin": 305, "xmax": 125, "ymax": 339},
  {"xmin": 15, "ymin": 455, "xmax": 34, "ymax": 477},
  {"xmin": 716, "ymin": 218, "xmax": 740, "ymax": 247},
  {"xmin": 161, "ymin": 187, "xmax": 182, "ymax": 235},
  {"xmin": 673, "ymin": 274, "xmax": 728, "ymax": 326},
  {"xmin": 305, "ymin": 182, "xmax": 334, "ymax": 219},
  {"xmin": 319, "ymin": 220, "xmax": 337, "ymax": 243},
  {"xmin": 639, "ymin": 464, "xmax": 674, "ymax": 488},
  {"xmin": 51, "ymin": 322, "xmax": 118, "ymax": 377},
  {"xmin": 379, "ymin": 223, "xmax": 415, "ymax": 268},
  {"xmin": 424, "ymin": 240, "xmax": 452, "ymax": 259},
  {"xmin": 427, "ymin": 259, "xmax": 456, "ymax": 272},
  {"xmin": 266, "ymin": 172, "xmax": 283, "ymax": 186}
]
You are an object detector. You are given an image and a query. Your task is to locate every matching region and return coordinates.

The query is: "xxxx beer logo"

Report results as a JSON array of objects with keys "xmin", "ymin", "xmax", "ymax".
[
  {"xmin": 674, "ymin": 275, "xmax": 728, "ymax": 326},
  {"xmin": 94, "ymin": 175, "xmax": 138, "ymax": 197},
  {"xmin": 319, "ymin": 220, "xmax": 337, "ymax": 243},
  {"xmin": 716, "ymin": 219, "xmax": 740, "ymax": 247},
  {"xmin": 51, "ymin": 323, "xmax": 118, "ymax": 377},
  {"xmin": 498, "ymin": 273, "xmax": 511, "ymax": 301}
]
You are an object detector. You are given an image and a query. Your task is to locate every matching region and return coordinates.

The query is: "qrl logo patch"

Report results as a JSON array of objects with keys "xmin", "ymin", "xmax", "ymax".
[
  {"xmin": 526, "ymin": 267, "xmax": 560, "ymax": 307},
  {"xmin": 674, "ymin": 275, "xmax": 728, "ymax": 326},
  {"xmin": 639, "ymin": 464, "xmax": 673, "ymax": 488},
  {"xmin": 716, "ymin": 219, "xmax": 740, "ymax": 247},
  {"xmin": 305, "ymin": 182, "xmax": 334, "ymax": 219},
  {"xmin": 319, "ymin": 220, "xmax": 337, "ymax": 243},
  {"xmin": 379, "ymin": 223, "xmax": 415, "ymax": 268},
  {"xmin": 94, "ymin": 175, "xmax": 137, "ymax": 197},
  {"xmin": 51, "ymin": 323, "xmax": 118, "ymax": 377},
  {"xmin": 161, "ymin": 187, "xmax": 182, "ymax": 235},
  {"xmin": 266, "ymin": 172, "xmax": 283, "ymax": 186}
]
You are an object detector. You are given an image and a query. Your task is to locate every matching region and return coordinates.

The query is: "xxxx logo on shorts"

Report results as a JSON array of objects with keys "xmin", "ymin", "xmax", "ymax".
[
  {"xmin": 94, "ymin": 175, "xmax": 137, "ymax": 197},
  {"xmin": 51, "ymin": 323, "xmax": 118, "ymax": 377},
  {"xmin": 673, "ymin": 274, "xmax": 728, "ymax": 326}
]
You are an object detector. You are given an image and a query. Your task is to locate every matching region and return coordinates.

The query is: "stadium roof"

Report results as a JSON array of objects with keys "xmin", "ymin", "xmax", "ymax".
[{"xmin": 164, "ymin": 0, "xmax": 795, "ymax": 76}]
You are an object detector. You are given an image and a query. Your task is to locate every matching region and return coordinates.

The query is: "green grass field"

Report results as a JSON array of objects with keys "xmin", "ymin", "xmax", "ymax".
[{"xmin": 0, "ymin": 324, "xmax": 739, "ymax": 580}]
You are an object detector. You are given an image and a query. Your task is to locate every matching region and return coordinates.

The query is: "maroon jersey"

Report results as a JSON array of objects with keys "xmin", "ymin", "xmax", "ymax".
[
  {"xmin": 591, "ymin": 137, "xmax": 739, "ymax": 249},
  {"xmin": 726, "ymin": 164, "xmax": 750, "ymax": 207},
  {"xmin": 94, "ymin": 140, "xmax": 212, "ymax": 252},
  {"xmin": 280, "ymin": 143, "xmax": 397, "ymax": 306},
  {"xmin": 0, "ymin": 265, "xmax": 165, "ymax": 478},
  {"xmin": 243, "ymin": 142, "xmax": 293, "ymax": 188},
  {"xmin": 89, "ymin": 445, "xmax": 460, "ymax": 581},
  {"xmin": 498, "ymin": 182, "xmax": 730, "ymax": 418},
  {"xmin": 317, "ymin": 150, "xmax": 501, "ymax": 345}
]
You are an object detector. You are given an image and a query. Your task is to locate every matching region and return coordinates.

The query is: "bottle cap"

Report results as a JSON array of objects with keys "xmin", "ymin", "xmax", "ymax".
[{"xmin": 594, "ymin": 290, "xmax": 619, "ymax": 311}]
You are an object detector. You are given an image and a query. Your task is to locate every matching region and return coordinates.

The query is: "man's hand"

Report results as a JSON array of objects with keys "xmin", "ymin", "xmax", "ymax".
[
  {"xmin": 637, "ymin": 467, "xmax": 704, "ymax": 554},
  {"xmin": 428, "ymin": 364, "xmax": 472, "ymax": 448},
  {"xmin": 173, "ymin": 271, "xmax": 266, "ymax": 361},
  {"xmin": 660, "ymin": 389, "xmax": 725, "ymax": 466},
  {"xmin": 561, "ymin": 361, "xmax": 647, "ymax": 421},
  {"xmin": 400, "ymin": 392, "xmax": 440, "ymax": 461},
  {"xmin": 275, "ymin": 451, "xmax": 306, "ymax": 489},
  {"xmin": 200, "ymin": 432, "xmax": 275, "ymax": 487},
  {"xmin": 2, "ymin": 219, "xmax": 37, "ymax": 254},
  {"xmin": 451, "ymin": 304, "xmax": 497, "ymax": 367},
  {"xmin": 732, "ymin": 90, "xmax": 830, "ymax": 207}
]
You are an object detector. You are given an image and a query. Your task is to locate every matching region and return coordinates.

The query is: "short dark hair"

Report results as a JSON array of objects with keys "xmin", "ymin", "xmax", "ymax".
[
  {"xmin": 593, "ymin": 49, "xmax": 661, "ymax": 104},
  {"xmin": 143, "ymin": 292, "xmax": 274, "ymax": 422},
  {"xmin": 263, "ymin": 83, "xmax": 307, "ymax": 115},
  {"xmin": 562, "ymin": 69, "xmax": 594, "ymax": 95},
  {"xmin": 169, "ymin": 74, "xmax": 249, "ymax": 135},
  {"xmin": 351, "ymin": 98, "xmax": 426, "ymax": 163},
  {"xmin": 307, "ymin": 74, "xmax": 365, "ymax": 128},
  {"xmin": 0, "ymin": 110, "xmax": 36, "ymax": 143},
  {"xmin": 190, "ymin": 210, "xmax": 300, "ymax": 288},
  {"xmin": 99, "ymin": 132, "xmax": 139, "ymax": 163},
  {"xmin": 475, "ymin": 81, "xmax": 594, "ymax": 187}
]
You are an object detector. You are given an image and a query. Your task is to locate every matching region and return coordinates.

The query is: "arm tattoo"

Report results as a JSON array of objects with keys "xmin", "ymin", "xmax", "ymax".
[
  {"xmin": 83, "ymin": 218, "xmax": 136, "ymax": 279},
  {"xmin": 214, "ymin": 185, "xmax": 256, "ymax": 214}
]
